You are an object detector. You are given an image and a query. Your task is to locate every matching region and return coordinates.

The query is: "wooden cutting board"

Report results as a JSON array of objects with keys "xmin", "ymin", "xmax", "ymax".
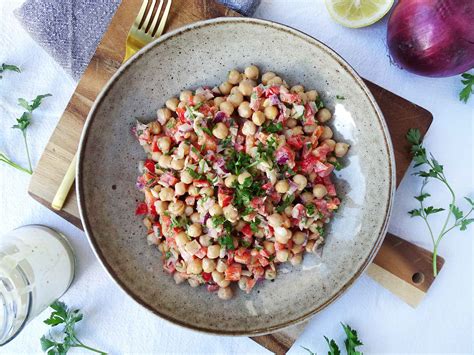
[{"xmin": 28, "ymin": 0, "xmax": 444, "ymax": 353}]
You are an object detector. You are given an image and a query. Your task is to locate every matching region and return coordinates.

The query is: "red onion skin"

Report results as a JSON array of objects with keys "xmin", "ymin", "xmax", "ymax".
[{"xmin": 387, "ymin": 0, "xmax": 474, "ymax": 77}]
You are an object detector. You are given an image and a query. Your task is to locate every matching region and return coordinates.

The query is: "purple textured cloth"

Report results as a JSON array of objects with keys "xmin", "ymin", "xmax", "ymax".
[{"xmin": 15, "ymin": 0, "xmax": 260, "ymax": 81}]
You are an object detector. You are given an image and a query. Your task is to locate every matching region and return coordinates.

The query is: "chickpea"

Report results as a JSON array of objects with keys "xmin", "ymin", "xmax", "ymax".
[
  {"xmin": 320, "ymin": 126, "xmax": 333, "ymax": 140},
  {"xmin": 175, "ymin": 232, "xmax": 189, "ymax": 247},
  {"xmin": 306, "ymin": 90, "xmax": 318, "ymax": 101},
  {"xmin": 290, "ymin": 254, "xmax": 303, "ymax": 266},
  {"xmin": 187, "ymin": 258, "xmax": 203, "ymax": 274},
  {"xmin": 264, "ymin": 106, "xmax": 278, "ymax": 120},
  {"xmin": 263, "ymin": 241, "xmax": 275, "ymax": 254},
  {"xmin": 244, "ymin": 65, "xmax": 259, "ymax": 80},
  {"xmin": 268, "ymin": 213, "xmax": 283, "ymax": 228},
  {"xmin": 158, "ymin": 136, "xmax": 172, "ymax": 153},
  {"xmin": 212, "ymin": 122, "xmax": 229, "ymax": 139},
  {"xmin": 157, "ymin": 108, "xmax": 172, "ymax": 123},
  {"xmin": 316, "ymin": 108, "xmax": 332, "ymax": 123},
  {"xmin": 291, "ymin": 85, "xmax": 304, "ymax": 93},
  {"xmin": 212, "ymin": 270, "xmax": 224, "ymax": 283},
  {"xmin": 224, "ymin": 174, "xmax": 237, "ymax": 188},
  {"xmin": 207, "ymin": 245, "xmax": 221, "ymax": 259},
  {"xmin": 165, "ymin": 97, "xmax": 179, "ymax": 111},
  {"xmin": 159, "ymin": 187, "xmax": 174, "ymax": 202},
  {"xmin": 199, "ymin": 235, "xmax": 211, "ymax": 247},
  {"xmin": 148, "ymin": 121, "xmax": 162, "ymax": 135},
  {"xmin": 237, "ymin": 171, "xmax": 251, "ymax": 185},
  {"xmin": 200, "ymin": 187, "xmax": 214, "ymax": 197},
  {"xmin": 171, "ymin": 158, "xmax": 185, "ymax": 170},
  {"xmin": 293, "ymin": 231, "xmax": 306, "ymax": 245},
  {"xmin": 323, "ymin": 139, "xmax": 336, "ymax": 150},
  {"xmin": 239, "ymin": 79, "xmax": 254, "ymax": 96},
  {"xmin": 227, "ymin": 92, "xmax": 244, "ymax": 108},
  {"xmin": 181, "ymin": 170, "xmax": 194, "ymax": 184},
  {"xmin": 173, "ymin": 272, "xmax": 186, "ymax": 284},
  {"xmin": 188, "ymin": 223, "xmax": 202, "ymax": 237},
  {"xmin": 223, "ymin": 204, "xmax": 239, "ymax": 223},
  {"xmin": 265, "ymin": 269, "xmax": 276, "ymax": 280},
  {"xmin": 274, "ymin": 227, "xmax": 292, "ymax": 244},
  {"xmin": 261, "ymin": 71, "xmax": 276, "ymax": 85},
  {"xmin": 190, "ymin": 212, "xmax": 200, "ymax": 223},
  {"xmin": 238, "ymin": 101, "xmax": 253, "ymax": 118},
  {"xmin": 185, "ymin": 206, "xmax": 194, "ymax": 216},
  {"xmin": 313, "ymin": 184, "xmax": 328, "ymax": 199},
  {"xmin": 154, "ymin": 200, "xmax": 169, "ymax": 214},
  {"xmin": 335, "ymin": 142, "xmax": 349, "ymax": 157},
  {"xmin": 300, "ymin": 192, "xmax": 314, "ymax": 203},
  {"xmin": 228, "ymin": 69, "xmax": 242, "ymax": 84},
  {"xmin": 252, "ymin": 111, "xmax": 266, "ymax": 126},
  {"xmin": 292, "ymin": 174, "xmax": 308, "ymax": 191},
  {"xmin": 179, "ymin": 90, "xmax": 193, "ymax": 103},
  {"xmin": 214, "ymin": 96, "xmax": 225, "ymax": 107},
  {"xmin": 275, "ymin": 180, "xmax": 290, "ymax": 193},
  {"xmin": 286, "ymin": 118, "xmax": 297, "ymax": 128},
  {"xmin": 267, "ymin": 76, "xmax": 283, "ymax": 86},
  {"xmin": 209, "ymin": 203, "xmax": 223, "ymax": 216},
  {"xmin": 174, "ymin": 182, "xmax": 188, "ymax": 196},
  {"xmin": 276, "ymin": 249, "xmax": 289, "ymax": 262},
  {"xmin": 169, "ymin": 201, "xmax": 185, "ymax": 216},
  {"xmin": 202, "ymin": 258, "xmax": 216, "ymax": 273},
  {"xmin": 219, "ymin": 81, "xmax": 232, "ymax": 95},
  {"xmin": 217, "ymin": 287, "xmax": 233, "ymax": 300},
  {"xmin": 304, "ymin": 124, "xmax": 317, "ymax": 134},
  {"xmin": 188, "ymin": 279, "xmax": 200, "ymax": 288},
  {"xmin": 219, "ymin": 101, "xmax": 234, "ymax": 116},
  {"xmin": 216, "ymin": 259, "xmax": 227, "ymax": 273}
]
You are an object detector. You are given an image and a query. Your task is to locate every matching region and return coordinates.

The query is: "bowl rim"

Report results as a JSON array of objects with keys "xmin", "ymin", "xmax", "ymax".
[{"xmin": 77, "ymin": 16, "xmax": 396, "ymax": 336}]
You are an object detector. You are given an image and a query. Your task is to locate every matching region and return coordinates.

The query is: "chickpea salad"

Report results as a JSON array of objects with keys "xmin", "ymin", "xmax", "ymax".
[{"xmin": 134, "ymin": 65, "xmax": 349, "ymax": 300}]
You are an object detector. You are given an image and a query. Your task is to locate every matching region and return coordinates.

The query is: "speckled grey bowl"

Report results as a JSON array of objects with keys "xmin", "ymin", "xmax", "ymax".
[{"xmin": 77, "ymin": 18, "xmax": 395, "ymax": 336}]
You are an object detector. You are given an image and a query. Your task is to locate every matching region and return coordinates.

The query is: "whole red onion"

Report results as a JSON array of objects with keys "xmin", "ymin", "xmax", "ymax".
[{"xmin": 387, "ymin": 0, "xmax": 474, "ymax": 77}]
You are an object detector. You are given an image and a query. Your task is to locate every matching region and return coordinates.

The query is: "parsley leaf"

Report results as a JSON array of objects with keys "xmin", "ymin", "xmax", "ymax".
[
  {"xmin": 262, "ymin": 121, "xmax": 283, "ymax": 133},
  {"xmin": 342, "ymin": 323, "xmax": 363, "ymax": 355},
  {"xmin": 276, "ymin": 195, "xmax": 294, "ymax": 213},
  {"xmin": 459, "ymin": 72, "xmax": 474, "ymax": 103},
  {"xmin": 407, "ymin": 128, "xmax": 474, "ymax": 276},
  {"xmin": 41, "ymin": 301, "xmax": 106, "ymax": 354},
  {"xmin": 0, "ymin": 63, "xmax": 20, "ymax": 78}
]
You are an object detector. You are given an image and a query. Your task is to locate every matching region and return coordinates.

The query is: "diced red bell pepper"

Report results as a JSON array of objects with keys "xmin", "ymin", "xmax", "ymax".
[
  {"xmin": 287, "ymin": 135, "xmax": 305, "ymax": 150},
  {"xmin": 225, "ymin": 263, "xmax": 242, "ymax": 281},
  {"xmin": 135, "ymin": 202, "xmax": 148, "ymax": 215},
  {"xmin": 201, "ymin": 272, "xmax": 212, "ymax": 282}
]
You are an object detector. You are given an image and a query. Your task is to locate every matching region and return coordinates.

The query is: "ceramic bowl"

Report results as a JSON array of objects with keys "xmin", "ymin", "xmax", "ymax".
[{"xmin": 77, "ymin": 17, "xmax": 395, "ymax": 336}]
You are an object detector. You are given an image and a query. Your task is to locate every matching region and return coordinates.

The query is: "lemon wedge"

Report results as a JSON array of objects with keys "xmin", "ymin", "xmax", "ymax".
[{"xmin": 325, "ymin": 0, "xmax": 394, "ymax": 28}]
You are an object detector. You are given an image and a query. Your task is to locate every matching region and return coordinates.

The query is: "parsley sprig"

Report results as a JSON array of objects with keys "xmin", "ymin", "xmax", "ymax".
[
  {"xmin": 0, "ymin": 63, "xmax": 20, "ymax": 78},
  {"xmin": 302, "ymin": 323, "xmax": 363, "ymax": 355},
  {"xmin": 41, "ymin": 301, "xmax": 107, "ymax": 354},
  {"xmin": 1, "ymin": 93, "xmax": 51, "ymax": 175},
  {"xmin": 459, "ymin": 72, "xmax": 474, "ymax": 103},
  {"xmin": 407, "ymin": 128, "xmax": 473, "ymax": 276}
]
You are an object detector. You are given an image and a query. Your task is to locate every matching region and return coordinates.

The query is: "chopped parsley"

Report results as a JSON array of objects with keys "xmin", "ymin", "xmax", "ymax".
[
  {"xmin": 315, "ymin": 96, "xmax": 325, "ymax": 109},
  {"xmin": 276, "ymin": 195, "xmax": 295, "ymax": 213},
  {"xmin": 233, "ymin": 177, "xmax": 265, "ymax": 210},
  {"xmin": 249, "ymin": 218, "xmax": 261, "ymax": 233},
  {"xmin": 262, "ymin": 121, "xmax": 283, "ymax": 133},
  {"xmin": 218, "ymin": 233, "xmax": 234, "ymax": 250},
  {"xmin": 329, "ymin": 159, "xmax": 343, "ymax": 171},
  {"xmin": 226, "ymin": 151, "xmax": 254, "ymax": 175},
  {"xmin": 306, "ymin": 204, "xmax": 316, "ymax": 216},
  {"xmin": 211, "ymin": 215, "xmax": 226, "ymax": 227}
]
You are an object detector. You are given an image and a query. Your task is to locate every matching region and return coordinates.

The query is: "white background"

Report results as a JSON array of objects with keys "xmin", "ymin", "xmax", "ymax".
[{"xmin": 1, "ymin": 0, "xmax": 473, "ymax": 353}]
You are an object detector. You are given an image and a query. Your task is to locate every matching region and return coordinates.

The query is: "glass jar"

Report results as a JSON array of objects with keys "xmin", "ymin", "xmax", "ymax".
[{"xmin": 0, "ymin": 225, "xmax": 75, "ymax": 345}]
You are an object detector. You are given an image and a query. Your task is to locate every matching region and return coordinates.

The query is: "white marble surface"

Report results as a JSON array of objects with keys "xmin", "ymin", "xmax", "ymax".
[{"xmin": 0, "ymin": 0, "xmax": 472, "ymax": 353}]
